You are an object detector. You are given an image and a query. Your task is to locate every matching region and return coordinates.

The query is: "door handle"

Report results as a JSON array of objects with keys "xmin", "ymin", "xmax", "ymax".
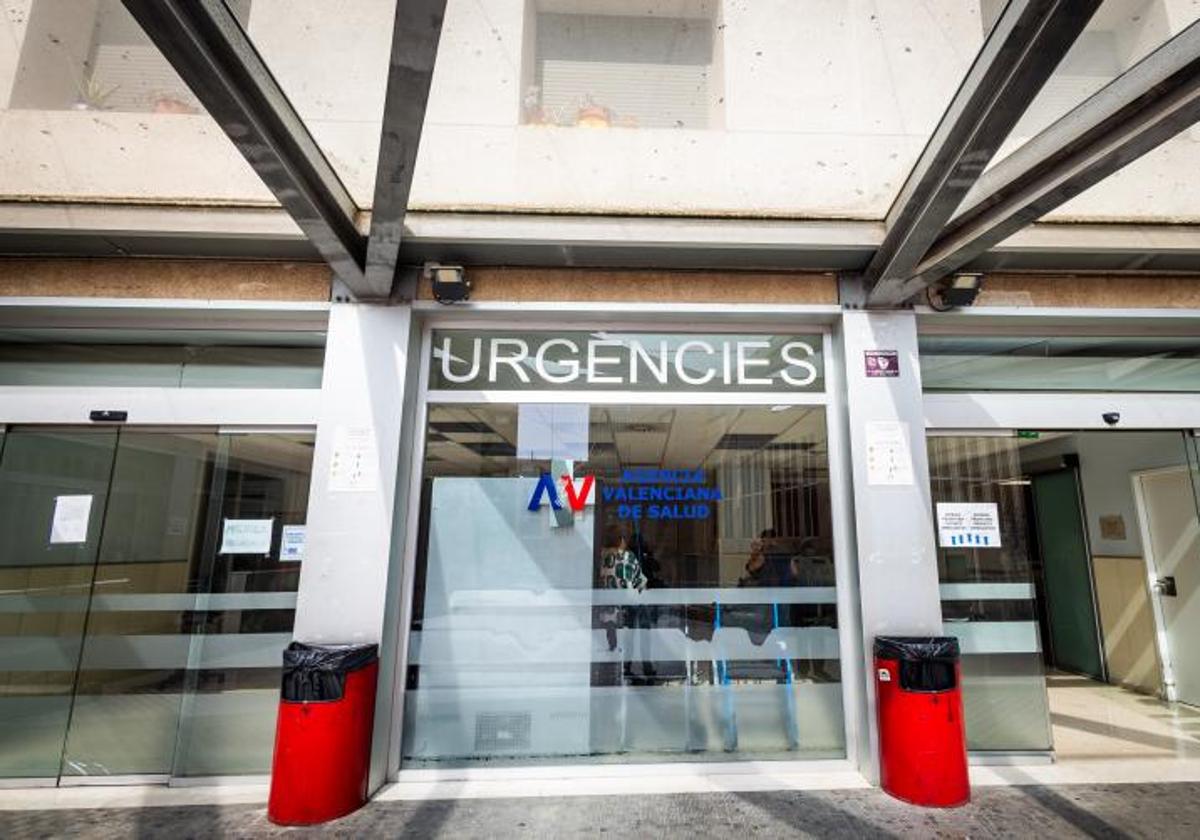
[{"xmin": 1154, "ymin": 576, "xmax": 1178, "ymax": 597}]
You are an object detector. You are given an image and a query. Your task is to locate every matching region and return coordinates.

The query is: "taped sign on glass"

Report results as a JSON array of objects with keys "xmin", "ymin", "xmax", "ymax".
[
  {"xmin": 517, "ymin": 403, "xmax": 589, "ymax": 461},
  {"xmin": 50, "ymin": 494, "xmax": 92, "ymax": 544},
  {"xmin": 221, "ymin": 518, "xmax": 274, "ymax": 555},
  {"xmin": 936, "ymin": 503, "xmax": 1002, "ymax": 548}
]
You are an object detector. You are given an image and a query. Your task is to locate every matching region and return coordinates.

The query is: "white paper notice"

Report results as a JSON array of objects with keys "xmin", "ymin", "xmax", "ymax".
[
  {"xmin": 937, "ymin": 502, "xmax": 1002, "ymax": 548},
  {"xmin": 280, "ymin": 525, "xmax": 307, "ymax": 562},
  {"xmin": 50, "ymin": 494, "xmax": 93, "ymax": 544},
  {"xmin": 220, "ymin": 518, "xmax": 274, "ymax": 555},
  {"xmin": 865, "ymin": 420, "xmax": 914, "ymax": 486},
  {"xmin": 328, "ymin": 425, "xmax": 378, "ymax": 493},
  {"xmin": 517, "ymin": 403, "xmax": 590, "ymax": 461}
]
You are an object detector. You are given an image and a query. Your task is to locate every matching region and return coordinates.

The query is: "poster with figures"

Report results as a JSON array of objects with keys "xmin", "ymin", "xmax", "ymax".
[{"xmin": 936, "ymin": 502, "xmax": 1002, "ymax": 548}]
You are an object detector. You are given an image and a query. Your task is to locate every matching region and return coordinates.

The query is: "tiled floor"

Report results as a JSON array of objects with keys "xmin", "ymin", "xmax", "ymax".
[{"xmin": 1046, "ymin": 673, "xmax": 1200, "ymax": 761}]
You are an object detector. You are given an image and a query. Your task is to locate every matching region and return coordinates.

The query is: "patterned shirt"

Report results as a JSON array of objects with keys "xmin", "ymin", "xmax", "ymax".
[{"xmin": 599, "ymin": 548, "xmax": 647, "ymax": 591}]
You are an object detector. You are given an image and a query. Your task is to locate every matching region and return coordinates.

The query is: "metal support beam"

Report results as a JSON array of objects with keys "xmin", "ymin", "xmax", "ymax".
[
  {"xmin": 863, "ymin": 0, "xmax": 1099, "ymax": 307},
  {"xmin": 122, "ymin": 0, "xmax": 367, "ymax": 289},
  {"xmin": 365, "ymin": 0, "xmax": 447, "ymax": 300},
  {"xmin": 907, "ymin": 20, "xmax": 1200, "ymax": 294}
]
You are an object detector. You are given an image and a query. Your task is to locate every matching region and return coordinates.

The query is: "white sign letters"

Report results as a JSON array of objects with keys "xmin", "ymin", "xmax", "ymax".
[{"xmin": 432, "ymin": 331, "xmax": 823, "ymax": 392}]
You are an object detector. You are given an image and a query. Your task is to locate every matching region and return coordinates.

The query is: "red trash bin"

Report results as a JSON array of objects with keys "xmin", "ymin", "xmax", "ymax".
[
  {"xmin": 874, "ymin": 636, "xmax": 969, "ymax": 808},
  {"xmin": 268, "ymin": 642, "xmax": 379, "ymax": 826}
]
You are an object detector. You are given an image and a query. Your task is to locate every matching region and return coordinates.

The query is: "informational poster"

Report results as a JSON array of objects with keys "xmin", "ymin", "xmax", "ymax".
[
  {"xmin": 1099, "ymin": 514, "xmax": 1126, "ymax": 540},
  {"xmin": 936, "ymin": 503, "xmax": 1002, "ymax": 548},
  {"xmin": 280, "ymin": 525, "xmax": 307, "ymax": 562},
  {"xmin": 865, "ymin": 420, "xmax": 914, "ymax": 486},
  {"xmin": 516, "ymin": 403, "xmax": 589, "ymax": 461},
  {"xmin": 50, "ymin": 494, "xmax": 93, "ymax": 544},
  {"xmin": 220, "ymin": 518, "xmax": 274, "ymax": 555},
  {"xmin": 328, "ymin": 425, "xmax": 378, "ymax": 493}
]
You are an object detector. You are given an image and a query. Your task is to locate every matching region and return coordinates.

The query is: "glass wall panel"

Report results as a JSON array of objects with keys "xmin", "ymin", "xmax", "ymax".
[
  {"xmin": 0, "ymin": 428, "xmax": 118, "ymax": 778},
  {"xmin": 0, "ymin": 344, "xmax": 324, "ymax": 389},
  {"xmin": 919, "ymin": 335, "xmax": 1200, "ymax": 393},
  {"xmin": 0, "ymin": 426, "xmax": 314, "ymax": 781},
  {"xmin": 403, "ymin": 403, "xmax": 842, "ymax": 766},
  {"xmin": 60, "ymin": 430, "xmax": 220, "ymax": 777},
  {"xmin": 58, "ymin": 429, "xmax": 314, "ymax": 778},
  {"xmin": 927, "ymin": 434, "xmax": 1053, "ymax": 751},
  {"xmin": 171, "ymin": 432, "xmax": 313, "ymax": 777}
]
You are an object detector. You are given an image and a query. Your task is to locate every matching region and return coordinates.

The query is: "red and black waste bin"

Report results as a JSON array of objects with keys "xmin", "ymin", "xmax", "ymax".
[
  {"xmin": 873, "ymin": 636, "xmax": 969, "ymax": 808},
  {"xmin": 268, "ymin": 642, "xmax": 379, "ymax": 826}
]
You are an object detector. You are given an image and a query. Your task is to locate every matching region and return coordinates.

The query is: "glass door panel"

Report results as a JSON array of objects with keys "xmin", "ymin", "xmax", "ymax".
[
  {"xmin": 58, "ymin": 429, "xmax": 315, "ymax": 779},
  {"xmin": 0, "ymin": 428, "xmax": 119, "ymax": 778},
  {"xmin": 926, "ymin": 434, "xmax": 1053, "ymax": 751},
  {"xmin": 59, "ymin": 430, "xmax": 220, "ymax": 778},
  {"xmin": 171, "ymin": 432, "xmax": 313, "ymax": 777}
]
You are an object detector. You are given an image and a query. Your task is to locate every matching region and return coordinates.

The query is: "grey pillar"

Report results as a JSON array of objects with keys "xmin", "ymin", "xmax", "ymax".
[
  {"xmin": 293, "ymin": 302, "xmax": 421, "ymax": 791},
  {"xmin": 838, "ymin": 310, "xmax": 943, "ymax": 782}
]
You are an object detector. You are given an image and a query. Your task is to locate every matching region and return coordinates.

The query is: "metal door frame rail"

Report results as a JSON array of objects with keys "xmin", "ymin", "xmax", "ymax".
[
  {"xmin": 122, "ymin": 0, "xmax": 367, "ymax": 290},
  {"xmin": 910, "ymin": 20, "xmax": 1200, "ymax": 294},
  {"xmin": 366, "ymin": 0, "xmax": 447, "ymax": 301},
  {"xmin": 863, "ymin": 0, "xmax": 1100, "ymax": 307}
]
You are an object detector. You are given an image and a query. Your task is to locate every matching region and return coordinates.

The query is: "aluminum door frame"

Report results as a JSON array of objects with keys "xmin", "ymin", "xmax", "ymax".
[{"xmin": 387, "ymin": 310, "xmax": 863, "ymax": 784}]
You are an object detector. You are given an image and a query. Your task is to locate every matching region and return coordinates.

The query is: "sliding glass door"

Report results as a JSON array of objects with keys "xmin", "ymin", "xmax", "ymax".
[
  {"xmin": 0, "ymin": 428, "xmax": 120, "ymax": 778},
  {"xmin": 0, "ymin": 426, "xmax": 313, "ymax": 782}
]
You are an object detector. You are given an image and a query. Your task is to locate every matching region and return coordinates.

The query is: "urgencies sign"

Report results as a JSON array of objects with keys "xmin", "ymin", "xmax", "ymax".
[{"xmin": 430, "ymin": 330, "xmax": 824, "ymax": 392}]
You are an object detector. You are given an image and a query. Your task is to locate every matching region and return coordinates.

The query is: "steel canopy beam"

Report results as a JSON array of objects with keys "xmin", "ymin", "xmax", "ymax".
[
  {"xmin": 122, "ymin": 0, "xmax": 367, "ymax": 289},
  {"xmin": 863, "ymin": 0, "xmax": 1100, "ymax": 307},
  {"xmin": 907, "ymin": 20, "xmax": 1200, "ymax": 294},
  {"xmin": 366, "ymin": 0, "xmax": 447, "ymax": 300}
]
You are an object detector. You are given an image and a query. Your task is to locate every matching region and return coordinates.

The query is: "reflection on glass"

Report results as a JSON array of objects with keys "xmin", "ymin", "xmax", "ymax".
[
  {"xmin": 403, "ymin": 403, "xmax": 842, "ymax": 765},
  {"xmin": 0, "ymin": 427, "xmax": 314, "ymax": 780},
  {"xmin": 0, "ymin": 428, "xmax": 118, "ymax": 778},
  {"xmin": 0, "ymin": 343, "xmax": 325, "ymax": 389},
  {"xmin": 919, "ymin": 335, "xmax": 1200, "ymax": 393},
  {"xmin": 927, "ymin": 435, "xmax": 1052, "ymax": 751},
  {"xmin": 60, "ymin": 431, "xmax": 219, "ymax": 777},
  {"xmin": 172, "ymin": 432, "xmax": 313, "ymax": 777}
]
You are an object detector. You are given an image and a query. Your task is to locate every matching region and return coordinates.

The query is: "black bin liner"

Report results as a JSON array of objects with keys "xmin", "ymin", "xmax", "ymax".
[
  {"xmin": 281, "ymin": 642, "xmax": 379, "ymax": 702},
  {"xmin": 874, "ymin": 636, "xmax": 959, "ymax": 693}
]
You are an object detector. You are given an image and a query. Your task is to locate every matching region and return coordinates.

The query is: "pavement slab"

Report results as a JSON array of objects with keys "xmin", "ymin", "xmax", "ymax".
[{"xmin": 2, "ymin": 782, "xmax": 1199, "ymax": 839}]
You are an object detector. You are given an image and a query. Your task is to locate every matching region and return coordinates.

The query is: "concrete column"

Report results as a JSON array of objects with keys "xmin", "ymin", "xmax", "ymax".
[
  {"xmin": 293, "ymin": 302, "xmax": 421, "ymax": 791},
  {"xmin": 838, "ymin": 310, "xmax": 943, "ymax": 782}
]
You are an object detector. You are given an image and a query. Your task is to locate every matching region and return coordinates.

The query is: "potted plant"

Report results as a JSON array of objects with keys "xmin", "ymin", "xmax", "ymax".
[{"xmin": 71, "ymin": 72, "xmax": 119, "ymax": 111}]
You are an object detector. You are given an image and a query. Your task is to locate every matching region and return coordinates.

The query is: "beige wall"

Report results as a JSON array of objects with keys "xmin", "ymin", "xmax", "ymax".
[
  {"xmin": 0, "ymin": 258, "xmax": 331, "ymax": 301},
  {"xmin": 417, "ymin": 266, "xmax": 839, "ymax": 304},
  {"xmin": 977, "ymin": 273, "xmax": 1200, "ymax": 309},
  {"xmin": 1094, "ymin": 554, "xmax": 1162, "ymax": 696}
]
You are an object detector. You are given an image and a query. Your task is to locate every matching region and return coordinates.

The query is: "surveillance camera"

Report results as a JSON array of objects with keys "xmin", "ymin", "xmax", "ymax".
[{"xmin": 1102, "ymin": 412, "xmax": 1120, "ymax": 426}]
